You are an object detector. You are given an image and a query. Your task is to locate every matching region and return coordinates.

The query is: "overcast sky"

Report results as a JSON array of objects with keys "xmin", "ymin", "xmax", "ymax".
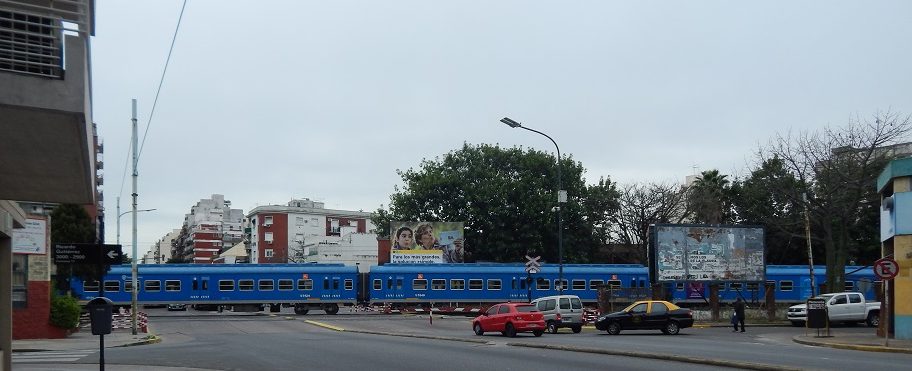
[{"xmin": 92, "ymin": 1, "xmax": 912, "ymax": 258}]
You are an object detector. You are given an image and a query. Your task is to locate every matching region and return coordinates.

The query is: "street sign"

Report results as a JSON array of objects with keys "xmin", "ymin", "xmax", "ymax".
[
  {"xmin": 525, "ymin": 255, "xmax": 541, "ymax": 274},
  {"xmin": 874, "ymin": 257, "xmax": 899, "ymax": 280},
  {"xmin": 54, "ymin": 243, "xmax": 123, "ymax": 265}
]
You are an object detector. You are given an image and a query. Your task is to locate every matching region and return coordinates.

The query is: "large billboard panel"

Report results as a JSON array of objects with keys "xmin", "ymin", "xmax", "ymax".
[
  {"xmin": 650, "ymin": 224, "xmax": 765, "ymax": 282},
  {"xmin": 390, "ymin": 221, "xmax": 464, "ymax": 263}
]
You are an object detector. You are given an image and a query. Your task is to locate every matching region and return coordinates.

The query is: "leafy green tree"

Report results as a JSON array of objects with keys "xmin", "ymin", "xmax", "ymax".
[
  {"xmin": 687, "ymin": 169, "xmax": 735, "ymax": 224},
  {"xmin": 730, "ymin": 157, "xmax": 814, "ymax": 264},
  {"xmin": 50, "ymin": 204, "xmax": 97, "ymax": 290},
  {"xmin": 373, "ymin": 143, "xmax": 620, "ymax": 263}
]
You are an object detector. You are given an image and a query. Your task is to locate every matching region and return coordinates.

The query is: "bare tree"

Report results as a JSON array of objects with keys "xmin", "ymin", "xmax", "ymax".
[
  {"xmin": 287, "ymin": 240, "xmax": 310, "ymax": 263},
  {"xmin": 757, "ymin": 110, "xmax": 912, "ymax": 293},
  {"xmin": 609, "ymin": 182, "xmax": 691, "ymax": 264}
]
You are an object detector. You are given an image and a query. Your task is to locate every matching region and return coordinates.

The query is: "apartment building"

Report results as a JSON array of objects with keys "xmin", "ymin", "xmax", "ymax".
[
  {"xmin": 173, "ymin": 195, "xmax": 244, "ymax": 264},
  {"xmin": 246, "ymin": 199, "xmax": 378, "ymax": 271}
]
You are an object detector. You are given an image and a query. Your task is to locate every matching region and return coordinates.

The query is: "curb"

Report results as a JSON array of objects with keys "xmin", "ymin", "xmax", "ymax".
[
  {"xmin": 304, "ymin": 320, "xmax": 346, "ymax": 332},
  {"xmin": 792, "ymin": 336, "xmax": 912, "ymax": 354},
  {"xmin": 116, "ymin": 335, "xmax": 162, "ymax": 347}
]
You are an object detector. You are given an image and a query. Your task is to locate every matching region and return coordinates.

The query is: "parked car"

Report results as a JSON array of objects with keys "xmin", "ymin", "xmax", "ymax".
[
  {"xmin": 472, "ymin": 303, "xmax": 545, "ymax": 337},
  {"xmin": 531, "ymin": 295, "xmax": 584, "ymax": 334},
  {"xmin": 787, "ymin": 292, "xmax": 880, "ymax": 327},
  {"xmin": 167, "ymin": 303, "xmax": 187, "ymax": 311},
  {"xmin": 595, "ymin": 300, "xmax": 693, "ymax": 335}
]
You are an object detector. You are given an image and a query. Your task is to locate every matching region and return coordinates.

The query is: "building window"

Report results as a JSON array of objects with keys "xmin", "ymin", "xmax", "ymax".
[
  {"xmin": 265, "ymin": 249, "xmax": 274, "ymax": 258},
  {"xmin": 0, "ymin": 11, "xmax": 63, "ymax": 78},
  {"xmin": 264, "ymin": 232, "xmax": 273, "ymax": 244},
  {"xmin": 12, "ymin": 255, "xmax": 27, "ymax": 308},
  {"xmin": 264, "ymin": 216, "xmax": 273, "ymax": 226},
  {"xmin": 296, "ymin": 217, "xmax": 304, "ymax": 225}
]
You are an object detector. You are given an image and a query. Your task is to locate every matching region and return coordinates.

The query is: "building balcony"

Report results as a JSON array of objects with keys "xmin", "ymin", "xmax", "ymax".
[{"xmin": 0, "ymin": 0, "xmax": 96, "ymax": 204}]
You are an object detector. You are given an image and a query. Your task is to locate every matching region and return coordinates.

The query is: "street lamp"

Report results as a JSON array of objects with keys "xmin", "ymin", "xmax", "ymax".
[
  {"xmin": 500, "ymin": 117, "xmax": 567, "ymax": 293},
  {"xmin": 116, "ymin": 207, "xmax": 156, "ymax": 245}
]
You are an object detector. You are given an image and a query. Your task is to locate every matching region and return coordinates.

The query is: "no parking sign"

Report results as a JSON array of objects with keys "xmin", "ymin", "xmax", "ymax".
[{"xmin": 874, "ymin": 257, "xmax": 899, "ymax": 280}]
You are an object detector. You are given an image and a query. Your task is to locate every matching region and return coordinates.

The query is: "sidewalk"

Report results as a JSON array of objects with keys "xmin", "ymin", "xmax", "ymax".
[
  {"xmin": 793, "ymin": 331, "xmax": 912, "ymax": 354},
  {"xmin": 12, "ymin": 328, "xmax": 159, "ymax": 352}
]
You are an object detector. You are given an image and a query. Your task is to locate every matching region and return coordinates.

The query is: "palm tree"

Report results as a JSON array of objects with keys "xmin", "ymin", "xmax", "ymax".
[{"xmin": 688, "ymin": 169, "xmax": 733, "ymax": 224}]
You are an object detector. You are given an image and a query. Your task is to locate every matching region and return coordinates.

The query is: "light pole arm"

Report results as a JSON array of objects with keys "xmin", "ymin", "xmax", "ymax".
[{"xmin": 517, "ymin": 126, "xmax": 562, "ymax": 195}]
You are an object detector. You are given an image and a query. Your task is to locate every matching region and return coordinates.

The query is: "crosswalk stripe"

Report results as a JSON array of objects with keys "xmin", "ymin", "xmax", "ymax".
[{"xmin": 13, "ymin": 350, "xmax": 96, "ymax": 363}]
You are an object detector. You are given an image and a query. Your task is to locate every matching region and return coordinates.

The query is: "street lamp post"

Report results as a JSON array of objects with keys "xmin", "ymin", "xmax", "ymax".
[
  {"xmin": 500, "ymin": 117, "xmax": 566, "ymax": 293},
  {"xmin": 116, "ymin": 207, "xmax": 156, "ymax": 245}
]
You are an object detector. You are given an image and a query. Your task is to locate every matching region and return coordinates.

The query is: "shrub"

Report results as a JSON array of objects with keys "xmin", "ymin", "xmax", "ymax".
[{"xmin": 50, "ymin": 295, "xmax": 81, "ymax": 329}]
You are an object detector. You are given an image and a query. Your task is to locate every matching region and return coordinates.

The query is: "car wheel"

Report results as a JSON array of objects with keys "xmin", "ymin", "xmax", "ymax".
[
  {"xmin": 664, "ymin": 321, "xmax": 680, "ymax": 335},
  {"xmin": 504, "ymin": 323, "xmax": 517, "ymax": 338},
  {"xmin": 606, "ymin": 322, "xmax": 621, "ymax": 335},
  {"xmin": 547, "ymin": 321, "xmax": 559, "ymax": 334},
  {"xmin": 533, "ymin": 330, "xmax": 543, "ymax": 337},
  {"xmin": 473, "ymin": 323, "xmax": 484, "ymax": 336},
  {"xmin": 867, "ymin": 313, "xmax": 880, "ymax": 327},
  {"xmin": 572, "ymin": 325, "xmax": 582, "ymax": 334}
]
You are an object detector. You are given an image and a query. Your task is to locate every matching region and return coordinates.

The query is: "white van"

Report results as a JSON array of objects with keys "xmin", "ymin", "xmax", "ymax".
[{"xmin": 531, "ymin": 295, "xmax": 584, "ymax": 333}]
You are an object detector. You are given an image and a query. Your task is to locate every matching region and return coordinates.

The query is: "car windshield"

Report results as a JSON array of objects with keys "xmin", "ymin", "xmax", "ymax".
[{"xmin": 515, "ymin": 305, "xmax": 537, "ymax": 313}]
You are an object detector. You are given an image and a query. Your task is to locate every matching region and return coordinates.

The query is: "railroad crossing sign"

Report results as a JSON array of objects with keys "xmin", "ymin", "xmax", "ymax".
[
  {"xmin": 874, "ymin": 257, "xmax": 899, "ymax": 280},
  {"xmin": 525, "ymin": 255, "xmax": 541, "ymax": 274},
  {"xmin": 54, "ymin": 243, "xmax": 123, "ymax": 265}
]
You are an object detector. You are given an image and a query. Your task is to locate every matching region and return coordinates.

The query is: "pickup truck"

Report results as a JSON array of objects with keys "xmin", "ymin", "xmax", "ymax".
[{"xmin": 787, "ymin": 292, "xmax": 880, "ymax": 327}]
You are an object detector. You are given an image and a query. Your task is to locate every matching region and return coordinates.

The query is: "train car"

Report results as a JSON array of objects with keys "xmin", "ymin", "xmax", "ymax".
[
  {"xmin": 368, "ymin": 263, "xmax": 648, "ymax": 308},
  {"xmin": 667, "ymin": 265, "xmax": 878, "ymax": 304},
  {"xmin": 71, "ymin": 264, "xmax": 359, "ymax": 314}
]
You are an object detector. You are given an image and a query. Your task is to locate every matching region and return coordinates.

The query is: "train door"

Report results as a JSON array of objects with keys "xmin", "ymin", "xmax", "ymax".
[
  {"xmin": 321, "ymin": 276, "xmax": 342, "ymax": 314},
  {"xmin": 510, "ymin": 276, "xmax": 528, "ymax": 301},
  {"xmin": 191, "ymin": 276, "xmax": 211, "ymax": 302}
]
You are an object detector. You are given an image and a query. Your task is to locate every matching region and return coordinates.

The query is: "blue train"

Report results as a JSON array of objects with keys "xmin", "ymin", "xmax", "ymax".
[{"xmin": 69, "ymin": 263, "xmax": 878, "ymax": 314}]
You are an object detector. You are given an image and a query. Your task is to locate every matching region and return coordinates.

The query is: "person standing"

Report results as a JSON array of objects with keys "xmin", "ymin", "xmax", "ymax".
[{"xmin": 733, "ymin": 297, "xmax": 746, "ymax": 332}]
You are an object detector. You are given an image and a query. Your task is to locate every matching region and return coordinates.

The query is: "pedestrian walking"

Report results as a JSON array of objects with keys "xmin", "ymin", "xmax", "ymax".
[{"xmin": 733, "ymin": 297, "xmax": 746, "ymax": 332}]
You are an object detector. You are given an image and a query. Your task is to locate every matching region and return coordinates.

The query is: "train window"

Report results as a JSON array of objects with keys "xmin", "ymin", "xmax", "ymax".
[
  {"xmin": 325, "ymin": 279, "xmax": 331, "ymax": 290},
  {"xmin": 219, "ymin": 280, "xmax": 235, "ymax": 291},
  {"xmin": 589, "ymin": 280, "xmax": 603, "ymax": 290},
  {"xmin": 125, "ymin": 281, "xmax": 133, "ymax": 293},
  {"xmin": 746, "ymin": 283, "xmax": 759, "ymax": 291},
  {"xmin": 536, "ymin": 278, "xmax": 549, "ymax": 290},
  {"xmin": 413, "ymin": 279, "xmax": 428, "ymax": 290},
  {"xmin": 238, "ymin": 279, "xmax": 255, "ymax": 291},
  {"xmin": 451, "ymin": 279, "xmax": 465, "ymax": 290},
  {"xmin": 202, "ymin": 280, "xmax": 208, "ymax": 290},
  {"xmin": 298, "ymin": 279, "xmax": 313, "ymax": 290},
  {"xmin": 555, "ymin": 279, "xmax": 568, "ymax": 291},
  {"xmin": 333, "ymin": 279, "xmax": 340, "ymax": 290},
  {"xmin": 279, "ymin": 279, "xmax": 294, "ymax": 291},
  {"xmin": 487, "ymin": 279, "xmax": 501, "ymax": 290},
  {"xmin": 83, "ymin": 280, "xmax": 99, "ymax": 292},
  {"xmin": 639, "ymin": 279, "xmax": 646, "ymax": 288},
  {"xmin": 607, "ymin": 280, "xmax": 621, "ymax": 289},
  {"xmin": 395, "ymin": 279, "xmax": 402, "ymax": 290},
  {"xmin": 520, "ymin": 278, "xmax": 526, "ymax": 290},
  {"xmin": 431, "ymin": 279, "xmax": 446, "ymax": 290},
  {"xmin": 259, "ymin": 280, "xmax": 275, "ymax": 291},
  {"xmin": 104, "ymin": 281, "xmax": 120, "ymax": 293},
  {"xmin": 845, "ymin": 281, "xmax": 855, "ymax": 291},
  {"xmin": 345, "ymin": 279, "xmax": 353, "ymax": 290},
  {"xmin": 512, "ymin": 279, "xmax": 517, "ymax": 290},
  {"xmin": 469, "ymin": 279, "xmax": 483, "ymax": 290},
  {"xmin": 630, "ymin": 278, "xmax": 636, "ymax": 288},
  {"xmin": 386, "ymin": 279, "xmax": 392, "ymax": 290},
  {"xmin": 193, "ymin": 279, "xmax": 198, "ymax": 290},
  {"xmin": 572, "ymin": 280, "xmax": 586, "ymax": 290},
  {"xmin": 676, "ymin": 283, "xmax": 685, "ymax": 291},
  {"xmin": 372, "ymin": 279, "xmax": 381, "ymax": 290},
  {"xmin": 165, "ymin": 280, "xmax": 181, "ymax": 292},
  {"xmin": 145, "ymin": 280, "xmax": 161, "ymax": 292},
  {"xmin": 779, "ymin": 280, "xmax": 794, "ymax": 292},
  {"xmin": 729, "ymin": 283, "xmax": 743, "ymax": 291}
]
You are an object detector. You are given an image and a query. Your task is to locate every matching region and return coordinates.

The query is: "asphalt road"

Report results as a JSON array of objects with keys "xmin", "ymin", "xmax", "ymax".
[{"xmin": 23, "ymin": 308, "xmax": 912, "ymax": 370}]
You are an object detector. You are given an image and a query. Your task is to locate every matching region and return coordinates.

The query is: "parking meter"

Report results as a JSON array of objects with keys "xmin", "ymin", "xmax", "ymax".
[{"xmin": 87, "ymin": 297, "xmax": 114, "ymax": 335}]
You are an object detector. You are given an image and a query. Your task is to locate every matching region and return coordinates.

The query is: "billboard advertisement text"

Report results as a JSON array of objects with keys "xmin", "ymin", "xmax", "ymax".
[{"xmin": 390, "ymin": 221, "xmax": 464, "ymax": 263}]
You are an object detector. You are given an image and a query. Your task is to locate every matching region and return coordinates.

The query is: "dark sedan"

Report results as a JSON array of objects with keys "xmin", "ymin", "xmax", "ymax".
[{"xmin": 595, "ymin": 300, "xmax": 694, "ymax": 335}]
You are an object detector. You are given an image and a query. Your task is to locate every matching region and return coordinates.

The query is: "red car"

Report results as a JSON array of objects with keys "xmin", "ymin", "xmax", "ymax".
[{"xmin": 472, "ymin": 303, "xmax": 545, "ymax": 337}]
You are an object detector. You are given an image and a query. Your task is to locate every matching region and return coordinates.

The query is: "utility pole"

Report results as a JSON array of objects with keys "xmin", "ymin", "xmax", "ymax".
[
  {"xmin": 803, "ymin": 193, "xmax": 816, "ymax": 297},
  {"xmin": 131, "ymin": 99, "xmax": 139, "ymax": 335}
]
